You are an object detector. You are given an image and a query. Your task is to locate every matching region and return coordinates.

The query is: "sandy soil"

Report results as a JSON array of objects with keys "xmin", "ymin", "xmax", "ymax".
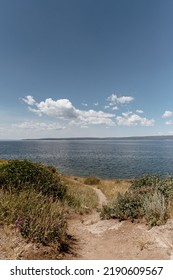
[
  {"xmin": 65, "ymin": 186, "xmax": 173, "ymax": 260},
  {"xmin": 0, "ymin": 185, "xmax": 173, "ymax": 260}
]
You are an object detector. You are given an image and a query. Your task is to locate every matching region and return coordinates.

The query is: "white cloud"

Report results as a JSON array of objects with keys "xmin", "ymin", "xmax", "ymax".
[
  {"xmin": 112, "ymin": 106, "xmax": 119, "ymax": 110},
  {"xmin": 71, "ymin": 109, "xmax": 115, "ymax": 126},
  {"xmin": 107, "ymin": 94, "xmax": 134, "ymax": 105},
  {"xmin": 28, "ymin": 98, "xmax": 78, "ymax": 119},
  {"xmin": 116, "ymin": 112, "xmax": 154, "ymax": 126},
  {"xmin": 136, "ymin": 109, "xmax": 144, "ymax": 114},
  {"xmin": 165, "ymin": 120, "xmax": 173, "ymax": 125},
  {"xmin": 122, "ymin": 111, "xmax": 132, "ymax": 117},
  {"xmin": 23, "ymin": 97, "xmax": 115, "ymax": 126},
  {"xmin": 162, "ymin": 111, "xmax": 173, "ymax": 118},
  {"xmin": 104, "ymin": 105, "xmax": 110, "ymax": 109},
  {"xmin": 22, "ymin": 95, "xmax": 36, "ymax": 105},
  {"xmin": 94, "ymin": 102, "xmax": 98, "ymax": 106},
  {"xmin": 82, "ymin": 103, "xmax": 88, "ymax": 107},
  {"xmin": 13, "ymin": 121, "xmax": 65, "ymax": 130}
]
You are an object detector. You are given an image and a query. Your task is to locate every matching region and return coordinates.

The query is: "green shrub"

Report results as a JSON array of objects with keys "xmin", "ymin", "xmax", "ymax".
[
  {"xmin": 0, "ymin": 160, "xmax": 66, "ymax": 199},
  {"xmin": 84, "ymin": 176, "xmax": 100, "ymax": 185},
  {"xmin": 101, "ymin": 174, "xmax": 172, "ymax": 227},
  {"xmin": 131, "ymin": 175, "xmax": 173, "ymax": 200},
  {"xmin": 157, "ymin": 177, "xmax": 173, "ymax": 199},
  {"xmin": 101, "ymin": 191, "xmax": 145, "ymax": 221},
  {"xmin": 100, "ymin": 204, "xmax": 115, "ymax": 220},
  {"xmin": 130, "ymin": 174, "xmax": 160, "ymax": 189}
]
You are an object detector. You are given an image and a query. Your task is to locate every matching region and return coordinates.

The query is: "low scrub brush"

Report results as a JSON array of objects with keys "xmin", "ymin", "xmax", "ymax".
[
  {"xmin": 0, "ymin": 159, "xmax": 66, "ymax": 199},
  {"xmin": 101, "ymin": 174, "xmax": 172, "ymax": 227},
  {"xmin": 84, "ymin": 176, "xmax": 100, "ymax": 185},
  {"xmin": 101, "ymin": 191, "xmax": 144, "ymax": 221}
]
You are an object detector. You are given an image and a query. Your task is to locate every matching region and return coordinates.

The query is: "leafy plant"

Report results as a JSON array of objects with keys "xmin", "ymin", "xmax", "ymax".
[
  {"xmin": 101, "ymin": 191, "xmax": 144, "ymax": 221},
  {"xmin": 101, "ymin": 174, "xmax": 172, "ymax": 227},
  {"xmin": 157, "ymin": 177, "xmax": 173, "ymax": 199},
  {"xmin": 130, "ymin": 174, "xmax": 160, "ymax": 189}
]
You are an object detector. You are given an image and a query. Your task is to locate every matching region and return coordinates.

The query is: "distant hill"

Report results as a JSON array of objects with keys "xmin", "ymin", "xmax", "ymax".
[{"xmin": 23, "ymin": 135, "xmax": 173, "ymax": 141}]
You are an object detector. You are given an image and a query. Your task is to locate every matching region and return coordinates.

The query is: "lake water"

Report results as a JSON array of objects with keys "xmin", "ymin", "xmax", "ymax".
[{"xmin": 1, "ymin": 139, "xmax": 173, "ymax": 179}]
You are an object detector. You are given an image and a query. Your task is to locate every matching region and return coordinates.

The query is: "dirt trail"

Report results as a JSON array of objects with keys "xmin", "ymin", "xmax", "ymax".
[
  {"xmin": 1, "ymin": 186, "xmax": 173, "ymax": 260},
  {"xmin": 91, "ymin": 186, "xmax": 107, "ymax": 207},
  {"xmin": 65, "ymin": 186, "xmax": 173, "ymax": 260}
]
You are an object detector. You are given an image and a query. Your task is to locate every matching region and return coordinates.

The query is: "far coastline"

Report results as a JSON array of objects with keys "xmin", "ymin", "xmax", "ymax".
[{"xmin": 22, "ymin": 135, "xmax": 173, "ymax": 141}]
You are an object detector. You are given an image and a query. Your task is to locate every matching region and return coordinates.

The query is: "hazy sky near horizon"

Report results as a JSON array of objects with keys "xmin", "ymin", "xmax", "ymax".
[{"xmin": 0, "ymin": 0, "xmax": 173, "ymax": 139}]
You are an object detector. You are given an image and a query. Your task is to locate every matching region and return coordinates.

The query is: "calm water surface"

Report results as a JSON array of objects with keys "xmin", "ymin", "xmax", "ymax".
[{"xmin": 1, "ymin": 140, "xmax": 173, "ymax": 179}]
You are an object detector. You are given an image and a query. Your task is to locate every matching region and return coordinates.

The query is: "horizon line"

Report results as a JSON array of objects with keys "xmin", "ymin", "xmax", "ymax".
[{"xmin": 1, "ymin": 135, "xmax": 173, "ymax": 141}]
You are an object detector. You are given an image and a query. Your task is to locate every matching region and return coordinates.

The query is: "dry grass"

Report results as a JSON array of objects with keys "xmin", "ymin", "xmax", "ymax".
[
  {"xmin": 0, "ymin": 159, "xmax": 8, "ymax": 165},
  {"xmin": 96, "ymin": 179, "xmax": 131, "ymax": 201},
  {"xmin": 0, "ymin": 224, "xmax": 66, "ymax": 260},
  {"xmin": 62, "ymin": 176, "xmax": 99, "ymax": 214},
  {"xmin": 63, "ymin": 175, "xmax": 131, "ymax": 211},
  {"xmin": 0, "ymin": 188, "xmax": 67, "ymax": 247}
]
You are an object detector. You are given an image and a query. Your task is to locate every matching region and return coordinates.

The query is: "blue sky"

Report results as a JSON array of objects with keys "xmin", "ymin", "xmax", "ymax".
[{"xmin": 0, "ymin": 0, "xmax": 173, "ymax": 139}]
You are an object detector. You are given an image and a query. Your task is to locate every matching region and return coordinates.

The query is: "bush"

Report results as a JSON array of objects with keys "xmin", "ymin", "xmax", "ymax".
[
  {"xmin": 84, "ymin": 176, "xmax": 100, "ymax": 185},
  {"xmin": 0, "ymin": 160, "xmax": 66, "ymax": 199},
  {"xmin": 157, "ymin": 177, "xmax": 173, "ymax": 199},
  {"xmin": 101, "ymin": 191, "xmax": 145, "ymax": 221},
  {"xmin": 131, "ymin": 174, "xmax": 173, "ymax": 201},
  {"xmin": 100, "ymin": 204, "xmax": 115, "ymax": 220},
  {"xmin": 130, "ymin": 174, "xmax": 160, "ymax": 189},
  {"xmin": 101, "ymin": 174, "xmax": 172, "ymax": 227}
]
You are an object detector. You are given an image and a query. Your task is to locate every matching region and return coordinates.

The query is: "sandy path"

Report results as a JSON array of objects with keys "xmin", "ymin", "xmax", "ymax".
[
  {"xmin": 91, "ymin": 186, "xmax": 107, "ymax": 207},
  {"xmin": 0, "ymin": 186, "xmax": 173, "ymax": 260},
  {"xmin": 66, "ymin": 186, "xmax": 173, "ymax": 260}
]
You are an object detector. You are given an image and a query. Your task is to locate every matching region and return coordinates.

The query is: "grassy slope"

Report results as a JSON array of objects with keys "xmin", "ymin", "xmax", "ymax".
[
  {"xmin": 0, "ymin": 160, "xmax": 101, "ymax": 257},
  {"xmin": 2, "ymin": 159, "xmax": 173, "ymax": 259}
]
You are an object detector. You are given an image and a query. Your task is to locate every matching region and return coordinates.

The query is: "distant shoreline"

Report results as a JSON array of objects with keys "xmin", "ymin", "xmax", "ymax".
[
  {"xmin": 1, "ymin": 135, "xmax": 173, "ymax": 141},
  {"xmin": 23, "ymin": 135, "xmax": 173, "ymax": 141}
]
